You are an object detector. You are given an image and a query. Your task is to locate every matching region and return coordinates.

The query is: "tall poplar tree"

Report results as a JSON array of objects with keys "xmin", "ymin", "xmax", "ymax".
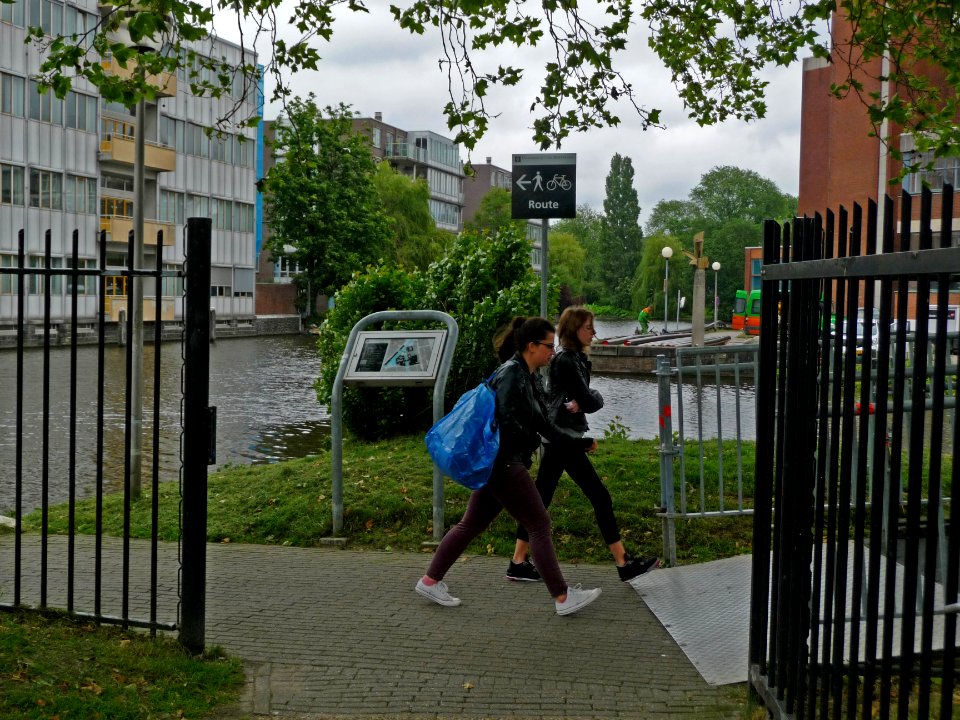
[{"xmin": 600, "ymin": 154, "xmax": 644, "ymax": 309}]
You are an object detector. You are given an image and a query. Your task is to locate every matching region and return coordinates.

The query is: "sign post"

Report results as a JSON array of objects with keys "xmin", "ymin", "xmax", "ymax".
[{"xmin": 511, "ymin": 153, "xmax": 576, "ymax": 318}]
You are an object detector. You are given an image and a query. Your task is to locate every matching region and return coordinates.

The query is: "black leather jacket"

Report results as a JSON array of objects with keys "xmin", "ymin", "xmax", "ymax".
[
  {"xmin": 547, "ymin": 348, "xmax": 604, "ymax": 434},
  {"xmin": 490, "ymin": 353, "xmax": 594, "ymax": 465}
]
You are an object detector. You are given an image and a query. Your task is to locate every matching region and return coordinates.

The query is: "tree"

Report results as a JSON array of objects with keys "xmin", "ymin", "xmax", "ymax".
[
  {"xmin": 315, "ymin": 225, "xmax": 544, "ymax": 438},
  {"xmin": 638, "ymin": 165, "xmax": 796, "ymax": 320},
  {"xmin": 263, "ymin": 98, "xmax": 391, "ymax": 309},
  {"xmin": 645, "ymin": 199, "xmax": 702, "ymax": 239},
  {"xmin": 371, "ymin": 162, "xmax": 448, "ymax": 271},
  {"xmin": 599, "ymin": 154, "xmax": 643, "ymax": 310},
  {"xmin": 463, "ymin": 187, "xmax": 527, "ymax": 236},
  {"xmin": 34, "ymin": 1, "xmax": 960, "ymax": 166},
  {"xmin": 551, "ymin": 206, "xmax": 605, "ymax": 303},
  {"xmin": 632, "ymin": 235, "xmax": 691, "ymax": 325},
  {"xmin": 548, "ymin": 231, "xmax": 587, "ymax": 304},
  {"xmin": 689, "ymin": 166, "xmax": 796, "ymax": 226}
]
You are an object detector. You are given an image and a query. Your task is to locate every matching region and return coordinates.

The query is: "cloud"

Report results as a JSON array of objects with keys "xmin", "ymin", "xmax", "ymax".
[{"xmin": 217, "ymin": 1, "xmax": 802, "ymax": 224}]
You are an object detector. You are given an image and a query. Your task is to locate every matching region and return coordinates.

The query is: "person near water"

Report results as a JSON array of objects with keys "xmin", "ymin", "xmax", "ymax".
[
  {"xmin": 506, "ymin": 306, "xmax": 660, "ymax": 584},
  {"xmin": 637, "ymin": 306, "xmax": 652, "ymax": 334},
  {"xmin": 415, "ymin": 316, "xmax": 603, "ymax": 616}
]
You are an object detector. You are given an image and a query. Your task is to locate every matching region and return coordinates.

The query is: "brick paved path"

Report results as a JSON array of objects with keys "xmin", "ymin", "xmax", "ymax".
[{"xmin": 0, "ymin": 536, "xmax": 747, "ymax": 718}]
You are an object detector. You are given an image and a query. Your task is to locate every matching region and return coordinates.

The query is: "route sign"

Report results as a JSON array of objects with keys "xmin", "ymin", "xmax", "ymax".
[{"xmin": 511, "ymin": 153, "xmax": 576, "ymax": 219}]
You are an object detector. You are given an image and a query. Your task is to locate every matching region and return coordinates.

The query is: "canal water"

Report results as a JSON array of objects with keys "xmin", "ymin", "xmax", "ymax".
[{"xmin": 0, "ymin": 319, "xmax": 754, "ymax": 515}]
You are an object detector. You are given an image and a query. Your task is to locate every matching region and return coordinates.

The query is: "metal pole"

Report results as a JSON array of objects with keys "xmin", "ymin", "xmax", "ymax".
[
  {"xmin": 714, "ymin": 269, "xmax": 719, "ymax": 323},
  {"xmin": 540, "ymin": 218, "xmax": 549, "ymax": 317},
  {"xmin": 656, "ymin": 355, "xmax": 677, "ymax": 565},
  {"xmin": 130, "ymin": 89, "xmax": 146, "ymax": 499},
  {"xmin": 663, "ymin": 258, "xmax": 670, "ymax": 332},
  {"xmin": 180, "ymin": 217, "xmax": 212, "ymax": 654}
]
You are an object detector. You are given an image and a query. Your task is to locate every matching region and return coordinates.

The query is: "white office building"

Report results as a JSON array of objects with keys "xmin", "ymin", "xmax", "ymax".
[{"xmin": 0, "ymin": 0, "xmax": 261, "ymax": 333}]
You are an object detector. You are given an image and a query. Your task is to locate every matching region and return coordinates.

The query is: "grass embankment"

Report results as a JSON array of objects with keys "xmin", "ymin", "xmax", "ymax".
[
  {"xmin": 0, "ymin": 610, "xmax": 243, "ymax": 719},
  {"xmin": 24, "ymin": 434, "xmax": 757, "ymax": 564}
]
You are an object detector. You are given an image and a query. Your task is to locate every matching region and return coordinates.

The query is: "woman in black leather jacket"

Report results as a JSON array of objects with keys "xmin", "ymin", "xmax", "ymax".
[
  {"xmin": 416, "ymin": 316, "xmax": 602, "ymax": 616},
  {"xmin": 507, "ymin": 307, "xmax": 659, "ymax": 584}
]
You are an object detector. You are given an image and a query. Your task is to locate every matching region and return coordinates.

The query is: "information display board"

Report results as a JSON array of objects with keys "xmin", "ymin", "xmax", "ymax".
[{"xmin": 343, "ymin": 330, "xmax": 447, "ymax": 386}]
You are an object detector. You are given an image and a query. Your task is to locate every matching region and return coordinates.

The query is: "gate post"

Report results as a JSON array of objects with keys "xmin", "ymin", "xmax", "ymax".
[
  {"xmin": 656, "ymin": 354, "xmax": 678, "ymax": 566},
  {"xmin": 180, "ymin": 217, "xmax": 212, "ymax": 654}
]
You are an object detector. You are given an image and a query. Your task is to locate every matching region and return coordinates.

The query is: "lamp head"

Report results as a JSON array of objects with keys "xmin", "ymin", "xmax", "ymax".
[
  {"xmin": 712, "ymin": 261, "xmax": 721, "ymax": 271},
  {"xmin": 661, "ymin": 246, "xmax": 673, "ymax": 259}
]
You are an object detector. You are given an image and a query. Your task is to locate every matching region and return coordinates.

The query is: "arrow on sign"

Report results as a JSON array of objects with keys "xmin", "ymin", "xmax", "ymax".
[{"xmin": 515, "ymin": 174, "xmax": 530, "ymax": 191}]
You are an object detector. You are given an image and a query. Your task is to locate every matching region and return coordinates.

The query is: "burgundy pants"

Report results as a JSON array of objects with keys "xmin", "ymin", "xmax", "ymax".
[{"xmin": 426, "ymin": 460, "xmax": 567, "ymax": 597}]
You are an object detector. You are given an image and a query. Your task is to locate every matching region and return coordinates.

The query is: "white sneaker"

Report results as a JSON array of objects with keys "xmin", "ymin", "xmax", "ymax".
[
  {"xmin": 555, "ymin": 584, "xmax": 602, "ymax": 616},
  {"xmin": 415, "ymin": 578, "xmax": 462, "ymax": 607}
]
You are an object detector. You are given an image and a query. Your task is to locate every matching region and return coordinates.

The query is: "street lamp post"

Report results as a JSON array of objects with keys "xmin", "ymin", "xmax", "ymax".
[
  {"xmin": 661, "ymin": 245, "xmax": 673, "ymax": 333},
  {"xmin": 712, "ymin": 261, "xmax": 721, "ymax": 325}
]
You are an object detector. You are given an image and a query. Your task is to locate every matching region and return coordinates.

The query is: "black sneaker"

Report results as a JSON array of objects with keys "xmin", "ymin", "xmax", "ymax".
[
  {"xmin": 617, "ymin": 555, "xmax": 659, "ymax": 582},
  {"xmin": 506, "ymin": 560, "xmax": 542, "ymax": 582}
]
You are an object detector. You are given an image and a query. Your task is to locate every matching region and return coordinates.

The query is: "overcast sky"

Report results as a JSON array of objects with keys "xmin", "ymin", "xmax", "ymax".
[{"xmin": 215, "ymin": 2, "xmax": 805, "ymax": 228}]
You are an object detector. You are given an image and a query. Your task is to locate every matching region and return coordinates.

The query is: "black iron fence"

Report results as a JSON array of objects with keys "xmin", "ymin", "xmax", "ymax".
[
  {"xmin": 0, "ymin": 218, "xmax": 212, "ymax": 652},
  {"xmin": 750, "ymin": 187, "xmax": 960, "ymax": 718}
]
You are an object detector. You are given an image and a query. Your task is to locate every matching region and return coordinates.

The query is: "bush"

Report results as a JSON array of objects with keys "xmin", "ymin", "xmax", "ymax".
[{"xmin": 316, "ymin": 226, "xmax": 554, "ymax": 438}]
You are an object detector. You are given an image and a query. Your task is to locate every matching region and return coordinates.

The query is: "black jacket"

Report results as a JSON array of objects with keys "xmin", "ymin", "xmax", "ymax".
[
  {"xmin": 547, "ymin": 348, "xmax": 604, "ymax": 434},
  {"xmin": 490, "ymin": 353, "xmax": 594, "ymax": 465}
]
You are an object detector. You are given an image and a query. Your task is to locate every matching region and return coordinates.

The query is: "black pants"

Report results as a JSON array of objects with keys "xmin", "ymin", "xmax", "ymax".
[{"xmin": 516, "ymin": 442, "xmax": 621, "ymax": 546}]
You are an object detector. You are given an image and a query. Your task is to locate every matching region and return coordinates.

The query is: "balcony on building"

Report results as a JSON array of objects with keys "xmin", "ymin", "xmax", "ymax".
[
  {"xmin": 100, "ymin": 118, "xmax": 177, "ymax": 172},
  {"xmin": 100, "ymin": 196, "xmax": 174, "ymax": 246},
  {"xmin": 100, "ymin": 56, "xmax": 178, "ymax": 98}
]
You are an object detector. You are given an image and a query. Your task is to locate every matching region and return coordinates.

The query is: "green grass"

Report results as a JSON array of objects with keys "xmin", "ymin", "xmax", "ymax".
[
  {"xmin": 23, "ymin": 433, "xmax": 757, "ymax": 565},
  {"xmin": 0, "ymin": 610, "xmax": 243, "ymax": 720}
]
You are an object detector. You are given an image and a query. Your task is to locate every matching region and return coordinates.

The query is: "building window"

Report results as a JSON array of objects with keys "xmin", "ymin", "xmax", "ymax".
[
  {"xmin": 159, "ymin": 189, "xmax": 184, "ymax": 224},
  {"xmin": 183, "ymin": 122, "xmax": 209, "ymax": 158},
  {"xmin": 66, "ymin": 258, "xmax": 95, "ymax": 295},
  {"xmin": 65, "ymin": 175, "xmax": 96, "ymax": 214},
  {"xmin": 1, "ymin": 73, "xmax": 25, "ymax": 116},
  {"xmin": 1, "ymin": 254, "xmax": 19, "ymax": 294},
  {"xmin": 28, "ymin": 0, "xmax": 62, "ymax": 36},
  {"xmin": 28, "ymin": 255, "xmax": 62, "ymax": 295},
  {"xmin": 29, "ymin": 169, "xmax": 62, "ymax": 209},
  {"xmin": 212, "ymin": 197, "xmax": 233, "ymax": 230},
  {"xmin": 162, "ymin": 263, "xmax": 183, "ymax": 296},
  {"xmin": 371, "ymin": 127, "xmax": 381, "ymax": 149},
  {"xmin": 233, "ymin": 201, "xmax": 254, "ymax": 232},
  {"xmin": 1, "ymin": 164, "xmax": 25, "ymax": 206},
  {"xmin": 1, "ymin": 0, "xmax": 25, "ymax": 26},
  {"xmin": 101, "ymin": 196, "xmax": 133, "ymax": 218},
  {"xmin": 276, "ymin": 255, "xmax": 300, "ymax": 281},
  {"xmin": 903, "ymin": 151, "xmax": 960, "ymax": 195},
  {"xmin": 28, "ymin": 79, "xmax": 63, "ymax": 124},
  {"xmin": 65, "ymin": 91, "xmax": 96, "ymax": 132},
  {"xmin": 63, "ymin": 5, "xmax": 93, "ymax": 49},
  {"xmin": 101, "ymin": 172, "xmax": 134, "ymax": 192},
  {"xmin": 186, "ymin": 193, "xmax": 209, "ymax": 219}
]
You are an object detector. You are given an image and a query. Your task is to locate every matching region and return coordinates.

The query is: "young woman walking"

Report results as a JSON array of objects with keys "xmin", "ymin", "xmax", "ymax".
[
  {"xmin": 506, "ymin": 307, "xmax": 659, "ymax": 584},
  {"xmin": 416, "ymin": 316, "xmax": 602, "ymax": 616}
]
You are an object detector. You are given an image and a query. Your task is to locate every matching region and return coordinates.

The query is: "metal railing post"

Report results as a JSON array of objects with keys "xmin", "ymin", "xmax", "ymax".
[
  {"xmin": 180, "ymin": 217, "xmax": 212, "ymax": 654},
  {"xmin": 656, "ymin": 354, "xmax": 678, "ymax": 566}
]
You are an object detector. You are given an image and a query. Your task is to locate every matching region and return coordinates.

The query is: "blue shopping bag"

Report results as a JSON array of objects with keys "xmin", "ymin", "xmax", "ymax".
[{"xmin": 425, "ymin": 377, "xmax": 499, "ymax": 490}]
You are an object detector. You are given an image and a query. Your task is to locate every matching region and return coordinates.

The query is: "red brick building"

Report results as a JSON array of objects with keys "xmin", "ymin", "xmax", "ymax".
[{"xmin": 798, "ymin": 15, "xmax": 959, "ymax": 318}]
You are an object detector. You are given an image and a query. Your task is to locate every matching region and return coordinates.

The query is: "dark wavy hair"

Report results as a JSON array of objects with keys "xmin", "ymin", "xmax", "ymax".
[
  {"xmin": 556, "ymin": 306, "xmax": 594, "ymax": 351},
  {"xmin": 494, "ymin": 316, "xmax": 555, "ymax": 362}
]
